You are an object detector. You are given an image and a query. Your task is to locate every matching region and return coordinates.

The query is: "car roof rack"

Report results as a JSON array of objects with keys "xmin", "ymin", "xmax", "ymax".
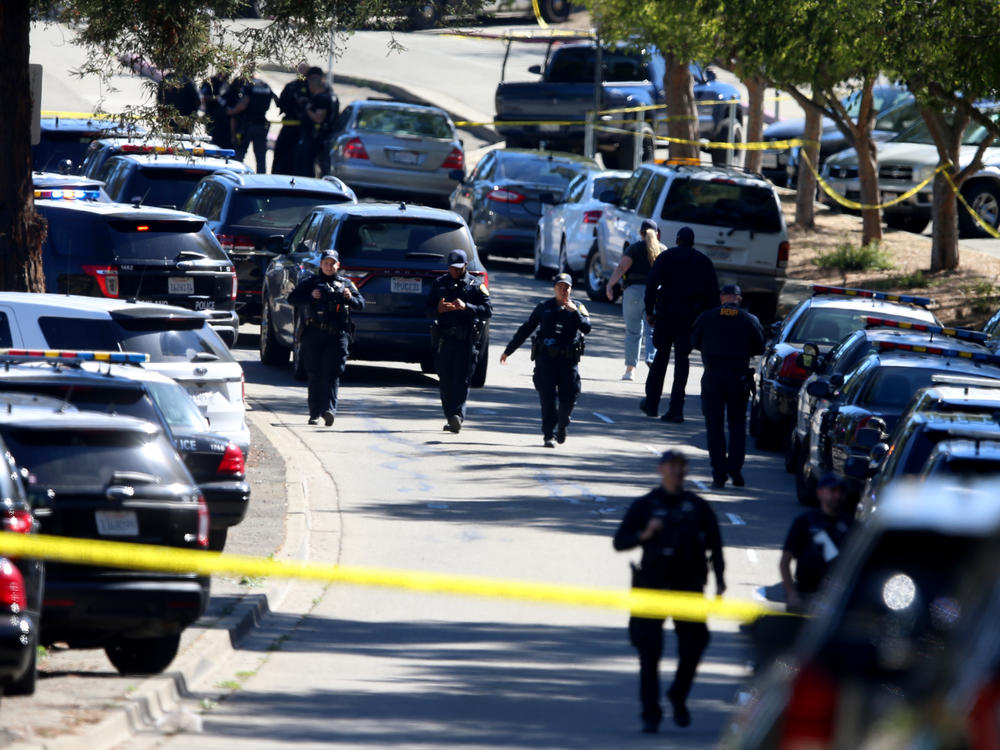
[
  {"xmin": 863, "ymin": 316, "xmax": 988, "ymax": 343},
  {"xmin": 930, "ymin": 373, "xmax": 1000, "ymax": 389},
  {"xmin": 876, "ymin": 340, "xmax": 1000, "ymax": 365},
  {"xmin": 0, "ymin": 350, "xmax": 148, "ymax": 367},
  {"xmin": 812, "ymin": 284, "xmax": 934, "ymax": 308}
]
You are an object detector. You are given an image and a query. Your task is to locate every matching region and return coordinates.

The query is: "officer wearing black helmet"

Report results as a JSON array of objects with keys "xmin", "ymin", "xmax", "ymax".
[
  {"xmin": 287, "ymin": 249, "xmax": 364, "ymax": 426},
  {"xmin": 613, "ymin": 449, "xmax": 726, "ymax": 733},
  {"xmin": 228, "ymin": 76, "xmax": 276, "ymax": 173},
  {"xmin": 642, "ymin": 226, "xmax": 719, "ymax": 423},
  {"xmin": 501, "ymin": 273, "xmax": 591, "ymax": 448},
  {"xmin": 690, "ymin": 284, "xmax": 766, "ymax": 488},
  {"xmin": 426, "ymin": 249, "xmax": 492, "ymax": 434}
]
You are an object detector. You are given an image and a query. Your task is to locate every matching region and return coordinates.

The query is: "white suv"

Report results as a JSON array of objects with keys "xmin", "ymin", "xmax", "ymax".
[
  {"xmin": 589, "ymin": 164, "xmax": 789, "ymax": 320},
  {"xmin": 0, "ymin": 294, "xmax": 249, "ymax": 455}
]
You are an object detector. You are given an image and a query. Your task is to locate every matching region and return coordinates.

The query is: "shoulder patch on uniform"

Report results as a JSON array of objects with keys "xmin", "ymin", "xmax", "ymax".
[
  {"xmin": 479, "ymin": 284, "xmax": 490, "ymax": 296},
  {"xmin": 578, "ymin": 304, "xmax": 589, "ymax": 316}
]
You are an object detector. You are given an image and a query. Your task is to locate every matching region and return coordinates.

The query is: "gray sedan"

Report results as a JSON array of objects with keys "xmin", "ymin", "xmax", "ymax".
[{"xmin": 328, "ymin": 100, "xmax": 465, "ymax": 204}]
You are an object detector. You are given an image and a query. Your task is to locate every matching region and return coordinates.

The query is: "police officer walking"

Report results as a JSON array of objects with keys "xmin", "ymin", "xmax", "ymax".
[
  {"xmin": 228, "ymin": 76, "xmax": 276, "ymax": 174},
  {"xmin": 273, "ymin": 63, "xmax": 309, "ymax": 175},
  {"xmin": 642, "ymin": 226, "xmax": 719, "ymax": 423},
  {"xmin": 613, "ymin": 449, "xmax": 726, "ymax": 733},
  {"xmin": 501, "ymin": 273, "xmax": 591, "ymax": 448},
  {"xmin": 296, "ymin": 67, "xmax": 338, "ymax": 178},
  {"xmin": 690, "ymin": 284, "xmax": 766, "ymax": 489},
  {"xmin": 426, "ymin": 250, "xmax": 492, "ymax": 434},
  {"xmin": 287, "ymin": 249, "xmax": 364, "ymax": 426}
]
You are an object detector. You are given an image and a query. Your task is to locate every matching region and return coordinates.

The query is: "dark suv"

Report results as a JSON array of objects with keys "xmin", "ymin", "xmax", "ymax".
[
  {"xmin": 99, "ymin": 152, "xmax": 253, "ymax": 211},
  {"xmin": 184, "ymin": 172, "xmax": 357, "ymax": 322},
  {"xmin": 32, "ymin": 114, "xmax": 137, "ymax": 173},
  {"xmin": 34, "ymin": 198, "xmax": 240, "ymax": 346},
  {"xmin": 260, "ymin": 203, "xmax": 489, "ymax": 382},
  {"xmin": 0, "ymin": 406, "xmax": 210, "ymax": 675}
]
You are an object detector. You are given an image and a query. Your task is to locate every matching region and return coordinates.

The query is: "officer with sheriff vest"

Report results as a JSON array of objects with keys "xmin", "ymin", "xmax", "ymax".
[
  {"xmin": 501, "ymin": 273, "xmax": 591, "ymax": 448},
  {"xmin": 287, "ymin": 249, "xmax": 364, "ymax": 426},
  {"xmin": 690, "ymin": 284, "xmax": 766, "ymax": 488}
]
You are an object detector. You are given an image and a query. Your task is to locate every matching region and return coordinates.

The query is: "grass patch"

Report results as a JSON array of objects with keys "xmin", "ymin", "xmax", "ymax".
[
  {"xmin": 964, "ymin": 281, "xmax": 998, "ymax": 314},
  {"xmin": 235, "ymin": 671, "xmax": 256, "ymax": 680},
  {"xmin": 216, "ymin": 680, "xmax": 242, "ymax": 691},
  {"xmin": 36, "ymin": 645, "xmax": 49, "ymax": 660},
  {"xmin": 814, "ymin": 242, "xmax": 894, "ymax": 272},
  {"xmin": 866, "ymin": 271, "xmax": 932, "ymax": 291}
]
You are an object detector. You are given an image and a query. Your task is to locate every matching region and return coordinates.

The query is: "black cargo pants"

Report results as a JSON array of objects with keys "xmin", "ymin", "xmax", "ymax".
[
  {"xmin": 301, "ymin": 325, "xmax": 350, "ymax": 419},
  {"xmin": 701, "ymin": 368, "xmax": 750, "ymax": 483},
  {"xmin": 629, "ymin": 615, "xmax": 710, "ymax": 725},
  {"xmin": 532, "ymin": 355, "xmax": 580, "ymax": 440}
]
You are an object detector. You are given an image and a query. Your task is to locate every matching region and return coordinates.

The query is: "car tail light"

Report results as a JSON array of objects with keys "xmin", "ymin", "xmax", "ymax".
[
  {"xmin": 583, "ymin": 210, "xmax": 603, "ymax": 224},
  {"xmin": 778, "ymin": 351, "xmax": 809, "ymax": 382},
  {"xmin": 230, "ymin": 271, "xmax": 238, "ymax": 300},
  {"xmin": 778, "ymin": 664, "xmax": 838, "ymax": 749},
  {"xmin": 343, "ymin": 137, "xmax": 369, "ymax": 160},
  {"xmin": 82, "ymin": 265, "xmax": 120, "ymax": 298},
  {"xmin": 778, "ymin": 241, "xmax": 790, "ymax": 270},
  {"xmin": 217, "ymin": 442, "xmax": 245, "ymax": 477},
  {"xmin": 342, "ymin": 270, "xmax": 372, "ymax": 289},
  {"xmin": 441, "ymin": 147, "xmax": 464, "ymax": 170},
  {"xmin": 487, "ymin": 188, "xmax": 526, "ymax": 204},
  {"xmin": 470, "ymin": 270, "xmax": 488, "ymax": 288},
  {"xmin": 0, "ymin": 559, "xmax": 26, "ymax": 612},
  {"xmin": 217, "ymin": 234, "xmax": 256, "ymax": 253},
  {"xmin": 196, "ymin": 496, "xmax": 210, "ymax": 549},
  {"xmin": 3, "ymin": 509, "xmax": 33, "ymax": 534}
]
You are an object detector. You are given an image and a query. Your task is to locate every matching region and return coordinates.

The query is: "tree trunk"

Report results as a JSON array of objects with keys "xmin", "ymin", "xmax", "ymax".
[
  {"xmin": 795, "ymin": 105, "xmax": 822, "ymax": 230},
  {"xmin": 851, "ymin": 81, "xmax": 882, "ymax": 245},
  {"xmin": 930, "ymin": 172, "xmax": 959, "ymax": 270},
  {"xmin": 0, "ymin": 0, "xmax": 46, "ymax": 293},
  {"xmin": 744, "ymin": 75, "xmax": 765, "ymax": 174},
  {"xmin": 663, "ymin": 52, "xmax": 700, "ymax": 163}
]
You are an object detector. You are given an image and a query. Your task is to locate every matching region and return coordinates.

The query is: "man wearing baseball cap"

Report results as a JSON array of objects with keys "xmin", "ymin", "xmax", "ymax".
[
  {"xmin": 613, "ymin": 449, "xmax": 726, "ymax": 732},
  {"xmin": 426, "ymin": 249, "xmax": 492, "ymax": 433},
  {"xmin": 690, "ymin": 283, "xmax": 766, "ymax": 488}
]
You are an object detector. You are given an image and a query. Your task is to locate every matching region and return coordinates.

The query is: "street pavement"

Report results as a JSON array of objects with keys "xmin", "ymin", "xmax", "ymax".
[{"xmin": 122, "ymin": 261, "xmax": 798, "ymax": 750}]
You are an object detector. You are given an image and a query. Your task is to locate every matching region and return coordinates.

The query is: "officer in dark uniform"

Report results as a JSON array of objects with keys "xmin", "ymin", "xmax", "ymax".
[
  {"xmin": 425, "ymin": 249, "xmax": 492, "ymax": 434},
  {"xmin": 501, "ymin": 273, "xmax": 591, "ymax": 448},
  {"xmin": 273, "ymin": 63, "xmax": 309, "ymax": 174},
  {"xmin": 690, "ymin": 284, "xmax": 766, "ymax": 489},
  {"xmin": 287, "ymin": 249, "xmax": 364, "ymax": 426},
  {"xmin": 642, "ymin": 226, "xmax": 719, "ymax": 423},
  {"xmin": 200, "ymin": 74, "xmax": 233, "ymax": 149},
  {"xmin": 228, "ymin": 76, "xmax": 276, "ymax": 173},
  {"xmin": 157, "ymin": 72, "xmax": 202, "ymax": 134},
  {"xmin": 613, "ymin": 449, "xmax": 726, "ymax": 733},
  {"xmin": 296, "ymin": 67, "xmax": 339, "ymax": 177}
]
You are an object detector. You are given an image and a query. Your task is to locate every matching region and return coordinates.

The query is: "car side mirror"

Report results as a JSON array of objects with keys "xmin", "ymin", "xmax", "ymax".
[
  {"xmin": 768, "ymin": 320, "xmax": 782, "ymax": 338},
  {"xmin": 295, "ymin": 242, "xmax": 309, "ymax": 255},
  {"xmin": 799, "ymin": 342, "xmax": 821, "ymax": 371},
  {"xmin": 869, "ymin": 442, "xmax": 889, "ymax": 464},
  {"xmin": 598, "ymin": 189, "xmax": 619, "ymax": 205},
  {"xmin": 704, "ymin": 67, "xmax": 717, "ymax": 82},
  {"xmin": 265, "ymin": 235, "xmax": 285, "ymax": 254},
  {"xmin": 830, "ymin": 372, "xmax": 845, "ymax": 388},
  {"xmin": 854, "ymin": 427, "xmax": 885, "ymax": 452},
  {"xmin": 539, "ymin": 192, "xmax": 558, "ymax": 205},
  {"xmin": 528, "ymin": 64, "xmax": 542, "ymax": 75},
  {"xmin": 843, "ymin": 455, "xmax": 871, "ymax": 479},
  {"xmin": 448, "ymin": 169, "xmax": 465, "ymax": 183},
  {"xmin": 806, "ymin": 380, "xmax": 831, "ymax": 399}
]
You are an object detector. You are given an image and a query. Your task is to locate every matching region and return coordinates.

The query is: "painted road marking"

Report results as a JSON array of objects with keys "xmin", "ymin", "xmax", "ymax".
[
  {"xmin": 727, "ymin": 513, "xmax": 746, "ymax": 526},
  {"xmin": 645, "ymin": 445, "xmax": 660, "ymax": 455},
  {"xmin": 693, "ymin": 479, "xmax": 709, "ymax": 491},
  {"xmin": 746, "ymin": 549, "xmax": 759, "ymax": 563},
  {"xmin": 592, "ymin": 411, "xmax": 614, "ymax": 424}
]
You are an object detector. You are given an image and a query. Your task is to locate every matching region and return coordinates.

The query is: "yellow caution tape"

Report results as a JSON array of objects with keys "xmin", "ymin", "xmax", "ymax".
[
  {"xmin": 40, "ymin": 110, "xmax": 115, "ymax": 120},
  {"xmin": 942, "ymin": 170, "xmax": 1000, "ymax": 239},
  {"xmin": 593, "ymin": 124, "xmax": 817, "ymax": 152},
  {"xmin": 530, "ymin": 0, "xmax": 548, "ymax": 28},
  {"xmin": 0, "ymin": 532, "xmax": 776, "ymax": 623},
  {"xmin": 800, "ymin": 150, "xmax": 947, "ymax": 211}
]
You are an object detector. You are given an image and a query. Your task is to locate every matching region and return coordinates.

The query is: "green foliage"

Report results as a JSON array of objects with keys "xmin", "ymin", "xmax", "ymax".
[
  {"xmin": 867, "ymin": 271, "xmax": 931, "ymax": 290},
  {"xmin": 814, "ymin": 242, "xmax": 893, "ymax": 272}
]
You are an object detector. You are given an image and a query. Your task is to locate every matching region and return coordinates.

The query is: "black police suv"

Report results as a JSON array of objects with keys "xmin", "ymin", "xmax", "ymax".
[
  {"xmin": 81, "ymin": 137, "xmax": 220, "ymax": 183},
  {"xmin": 34, "ymin": 198, "xmax": 240, "ymax": 346},
  {"xmin": 32, "ymin": 114, "xmax": 138, "ymax": 173},
  {"xmin": 0, "ymin": 406, "xmax": 210, "ymax": 675},
  {"xmin": 260, "ymin": 202, "xmax": 489, "ymax": 383},
  {"xmin": 184, "ymin": 172, "xmax": 357, "ymax": 322},
  {"xmin": 32, "ymin": 171, "xmax": 111, "ymax": 202}
]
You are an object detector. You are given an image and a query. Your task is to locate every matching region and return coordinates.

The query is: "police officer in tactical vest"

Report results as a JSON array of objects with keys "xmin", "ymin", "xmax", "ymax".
[
  {"xmin": 287, "ymin": 249, "xmax": 364, "ymax": 426},
  {"xmin": 501, "ymin": 273, "xmax": 591, "ymax": 448},
  {"xmin": 614, "ymin": 449, "xmax": 726, "ymax": 733},
  {"xmin": 426, "ymin": 250, "xmax": 492, "ymax": 434},
  {"xmin": 690, "ymin": 284, "xmax": 766, "ymax": 488},
  {"xmin": 228, "ymin": 76, "xmax": 276, "ymax": 174},
  {"xmin": 273, "ymin": 63, "xmax": 309, "ymax": 175}
]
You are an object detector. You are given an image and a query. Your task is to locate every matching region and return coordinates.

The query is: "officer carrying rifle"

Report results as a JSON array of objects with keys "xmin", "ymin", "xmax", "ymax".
[
  {"xmin": 288, "ymin": 249, "xmax": 364, "ymax": 426},
  {"xmin": 501, "ymin": 273, "xmax": 591, "ymax": 448}
]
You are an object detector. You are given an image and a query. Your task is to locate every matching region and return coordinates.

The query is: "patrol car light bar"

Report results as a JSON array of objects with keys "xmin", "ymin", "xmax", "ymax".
[
  {"xmin": 118, "ymin": 144, "xmax": 235, "ymax": 158},
  {"xmin": 0, "ymin": 350, "xmax": 149, "ymax": 365},
  {"xmin": 34, "ymin": 189, "xmax": 101, "ymax": 201},
  {"xmin": 863, "ymin": 316, "xmax": 989, "ymax": 343},
  {"xmin": 812, "ymin": 285, "xmax": 933, "ymax": 308},
  {"xmin": 876, "ymin": 340, "xmax": 1000, "ymax": 366}
]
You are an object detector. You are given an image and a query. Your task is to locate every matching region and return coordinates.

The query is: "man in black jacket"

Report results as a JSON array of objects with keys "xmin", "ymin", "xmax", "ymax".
[
  {"xmin": 287, "ymin": 249, "xmax": 364, "ymax": 425},
  {"xmin": 613, "ymin": 449, "xmax": 726, "ymax": 733},
  {"xmin": 642, "ymin": 226, "xmax": 718, "ymax": 423}
]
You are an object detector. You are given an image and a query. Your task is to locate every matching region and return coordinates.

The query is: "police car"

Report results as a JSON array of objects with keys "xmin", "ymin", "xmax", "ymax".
[
  {"xmin": 32, "ymin": 170, "xmax": 110, "ymax": 202},
  {"xmin": 32, "ymin": 112, "xmax": 139, "ymax": 173},
  {"xmin": 80, "ymin": 136, "xmax": 221, "ymax": 183},
  {"xmin": 0, "ymin": 294, "xmax": 249, "ymax": 456},
  {"xmin": 752, "ymin": 285, "xmax": 938, "ymax": 450},
  {"xmin": 0, "ymin": 349, "xmax": 249, "ymax": 551}
]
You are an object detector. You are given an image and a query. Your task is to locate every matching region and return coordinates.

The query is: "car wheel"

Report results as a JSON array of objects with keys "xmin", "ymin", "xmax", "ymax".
[
  {"xmin": 884, "ymin": 212, "xmax": 930, "ymax": 234},
  {"xmin": 259, "ymin": 299, "xmax": 290, "ymax": 366},
  {"xmin": 208, "ymin": 527, "xmax": 228, "ymax": 552},
  {"xmin": 558, "ymin": 237, "xmax": 571, "ymax": 276},
  {"xmin": 584, "ymin": 244, "xmax": 606, "ymax": 303},
  {"xmin": 4, "ymin": 642, "xmax": 36, "ymax": 696},
  {"xmin": 533, "ymin": 232, "xmax": 555, "ymax": 280},
  {"xmin": 538, "ymin": 0, "xmax": 571, "ymax": 22},
  {"xmin": 420, "ymin": 358, "xmax": 436, "ymax": 375},
  {"xmin": 784, "ymin": 431, "xmax": 801, "ymax": 474},
  {"xmin": 292, "ymin": 317, "xmax": 307, "ymax": 382},
  {"xmin": 711, "ymin": 120, "xmax": 744, "ymax": 167},
  {"xmin": 471, "ymin": 333, "xmax": 489, "ymax": 388},
  {"xmin": 796, "ymin": 460, "xmax": 817, "ymax": 506},
  {"xmin": 105, "ymin": 633, "xmax": 181, "ymax": 676},
  {"xmin": 958, "ymin": 182, "xmax": 1000, "ymax": 238},
  {"xmin": 609, "ymin": 124, "xmax": 655, "ymax": 170},
  {"xmin": 752, "ymin": 397, "xmax": 782, "ymax": 450}
]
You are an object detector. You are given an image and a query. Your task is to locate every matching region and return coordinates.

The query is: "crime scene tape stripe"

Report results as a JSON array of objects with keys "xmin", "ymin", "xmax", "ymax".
[
  {"xmin": 40, "ymin": 110, "xmax": 112, "ymax": 120},
  {"xmin": 0, "ymin": 533, "xmax": 775, "ymax": 623},
  {"xmin": 530, "ymin": 0, "xmax": 549, "ymax": 28},
  {"xmin": 800, "ymin": 150, "xmax": 947, "ymax": 211},
  {"xmin": 943, "ymin": 170, "xmax": 1000, "ymax": 239},
  {"xmin": 593, "ymin": 124, "xmax": 817, "ymax": 152}
]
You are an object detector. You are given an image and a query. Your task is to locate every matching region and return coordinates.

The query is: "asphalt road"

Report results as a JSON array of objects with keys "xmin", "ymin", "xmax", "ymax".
[{"xmin": 121, "ymin": 260, "xmax": 798, "ymax": 750}]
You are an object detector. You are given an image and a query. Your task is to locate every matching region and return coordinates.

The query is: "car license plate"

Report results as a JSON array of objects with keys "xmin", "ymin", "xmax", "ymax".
[
  {"xmin": 388, "ymin": 150, "xmax": 420, "ymax": 165},
  {"xmin": 539, "ymin": 123, "xmax": 561, "ymax": 133},
  {"xmin": 881, "ymin": 191, "xmax": 900, "ymax": 203},
  {"xmin": 390, "ymin": 277, "xmax": 422, "ymax": 294},
  {"xmin": 761, "ymin": 152, "xmax": 779, "ymax": 169},
  {"xmin": 95, "ymin": 510, "xmax": 139, "ymax": 537},
  {"xmin": 169, "ymin": 277, "xmax": 195, "ymax": 295},
  {"xmin": 191, "ymin": 390, "xmax": 214, "ymax": 407}
]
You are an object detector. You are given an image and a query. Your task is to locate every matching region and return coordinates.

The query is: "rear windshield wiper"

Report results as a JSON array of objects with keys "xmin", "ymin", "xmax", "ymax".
[
  {"xmin": 109, "ymin": 470, "xmax": 159, "ymax": 486},
  {"xmin": 404, "ymin": 252, "xmax": 444, "ymax": 260},
  {"xmin": 191, "ymin": 352, "xmax": 219, "ymax": 363}
]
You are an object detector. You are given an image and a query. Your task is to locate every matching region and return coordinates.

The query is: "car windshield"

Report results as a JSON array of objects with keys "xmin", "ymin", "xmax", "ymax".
[
  {"xmin": 0, "ymin": 427, "xmax": 187, "ymax": 489},
  {"xmin": 661, "ymin": 178, "xmax": 782, "ymax": 233},
  {"xmin": 861, "ymin": 366, "xmax": 965, "ymax": 409},
  {"xmin": 0, "ymin": 381, "xmax": 160, "ymax": 423},
  {"xmin": 930, "ymin": 456, "xmax": 1000, "ymax": 476},
  {"xmin": 37, "ymin": 316, "xmax": 234, "ymax": 363},
  {"xmin": 593, "ymin": 175, "xmax": 628, "ymax": 197},
  {"xmin": 787, "ymin": 308, "xmax": 868, "ymax": 345},
  {"xmin": 894, "ymin": 110, "xmax": 1000, "ymax": 146},
  {"xmin": 33, "ymin": 131, "xmax": 100, "ymax": 172},
  {"xmin": 227, "ymin": 192, "xmax": 351, "ymax": 230},
  {"xmin": 146, "ymin": 381, "xmax": 208, "ymax": 431},
  {"xmin": 497, "ymin": 155, "xmax": 590, "ymax": 187},
  {"xmin": 547, "ymin": 47, "xmax": 647, "ymax": 83},
  {"xmin": 355, "ymin": 107, "xmax": 453, "ymax": 139},
  {"xmin": 336, "ymin": 218, "xmax": 473, "ymax": 262},
  {"xmin": 841, "ymin": 88, "xmax": 908, "ymax": 119},
  {"xmin": 126, "ymin": 168, "xmax": 215, "ymax": 209}
]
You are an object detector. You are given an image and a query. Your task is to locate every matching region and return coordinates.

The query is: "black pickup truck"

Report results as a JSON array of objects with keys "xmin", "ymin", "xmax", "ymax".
[{"xmin": 494, "ymin": 42, "xmax": 742, "ymax": 169}]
